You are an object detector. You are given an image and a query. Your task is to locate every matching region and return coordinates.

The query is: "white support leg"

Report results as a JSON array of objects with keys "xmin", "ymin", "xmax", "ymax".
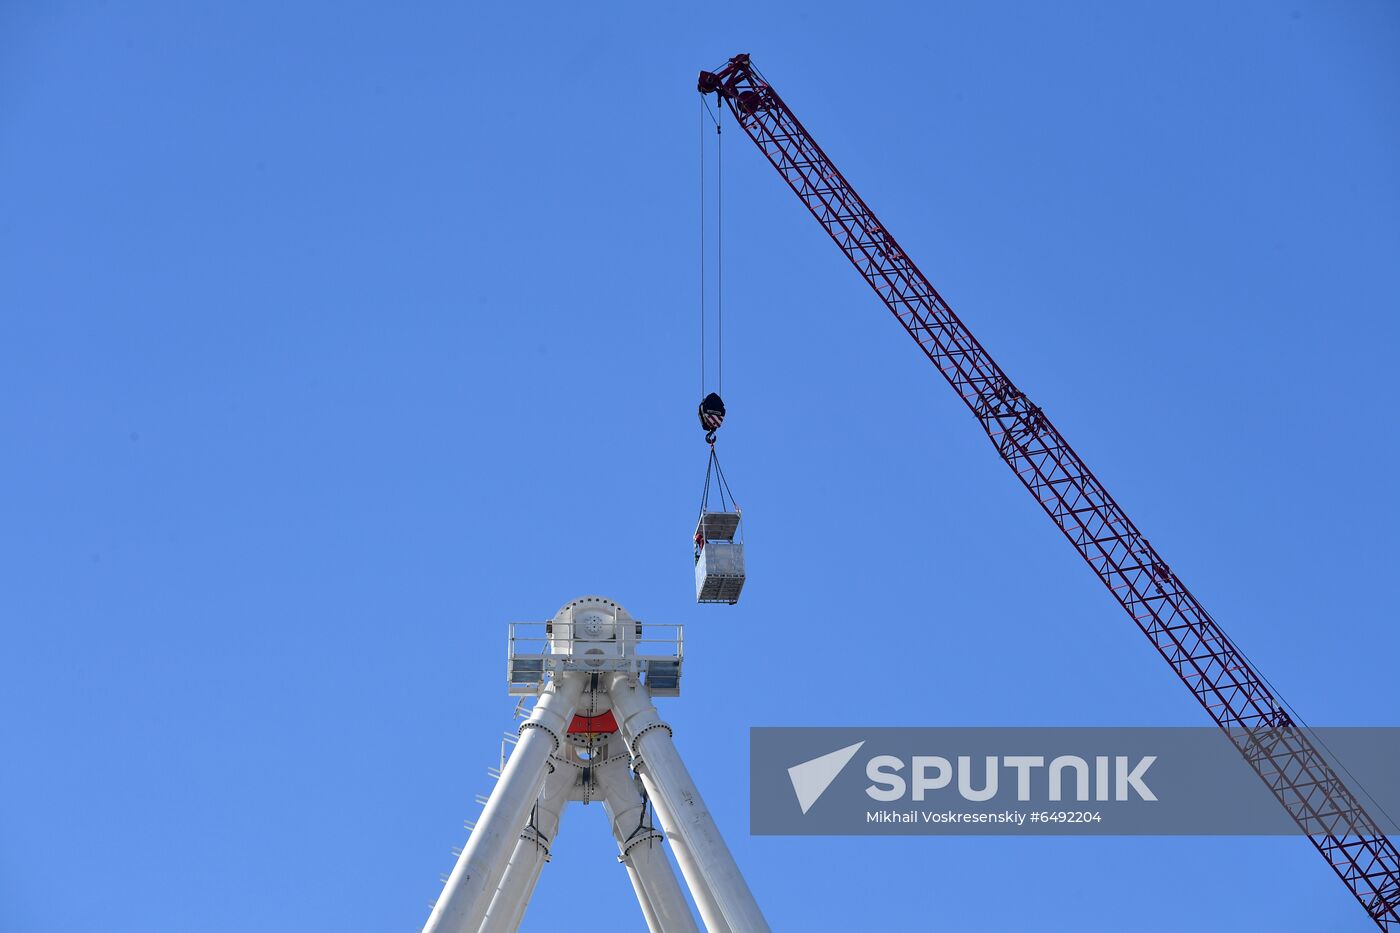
[
  {"xmin": 425, "ymin": 674, "xmax": 585, "ymax": 933},
  {"xmin": 600, "ymin": 693, "xmax": 729, "ymax": 933},
  {"xmin": 623, "ymin": 861, "xmax": 664, "ymax": 932},
  {"xmin": 477, "ymin": 755, "xmax": 579, "ymax": 933},
  {"xmin": 641, "ymin": 801, "xmax": 730, "ymax": 933},
  {"xmin": 605, "ymin": 674, "xmax": 770, "ymax": 933},
  {"xmin": 595, "ymin": 753, "xmax": 702, "ymax": 933}
]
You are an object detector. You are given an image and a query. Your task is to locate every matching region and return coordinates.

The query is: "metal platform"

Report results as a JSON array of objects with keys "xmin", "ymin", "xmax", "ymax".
[
  {"xmin": 507, "ymin": 621, "xmax": 684, "ymax": 697},
  {"xmin": 697, "ymin": 510, "xmax": 741, "ymax": 542}
]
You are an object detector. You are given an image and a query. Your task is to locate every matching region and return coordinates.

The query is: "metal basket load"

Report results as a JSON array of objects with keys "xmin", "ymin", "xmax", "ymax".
[{"xmin": 695, "ymin": 510, "xmax": 744, "ymax": 604}]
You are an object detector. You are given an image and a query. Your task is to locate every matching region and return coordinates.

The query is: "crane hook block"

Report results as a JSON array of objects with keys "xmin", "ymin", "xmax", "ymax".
[{"xmin": 698, "ymin": 393, "xmax": 726, "ymax": 444}]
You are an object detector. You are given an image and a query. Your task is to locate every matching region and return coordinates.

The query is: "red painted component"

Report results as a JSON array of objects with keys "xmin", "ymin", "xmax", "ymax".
[
  {"xmin": 700, "ymin": 53, "xmax": 1400, "ymax": 929},
  {"xmin": 567, "ymin": 710, "xmax": 618, "ymax": 735}
]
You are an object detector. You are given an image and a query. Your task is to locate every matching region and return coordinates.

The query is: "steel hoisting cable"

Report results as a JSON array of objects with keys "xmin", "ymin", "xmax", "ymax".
[
  {"xmin": 716, "ymin": 105, "xmax": 723, "ymax": 396},
  {"xmin": 699, "ymin": 445, "xmax": 738, "ymax": 516},
  {"xmin": 716, "ymin": 450, "xmax": 736, "ymax": 511},
  {"xmin": 699, "ymin": 95, "xmax": 706, "ymax": 400},
  {"xmin": 699, "ymin": 448, "xmax": 714, "ymax": 513},
  {"xmin": 699, "ymin": 95, "xmax": 723, "ymax": 399}
]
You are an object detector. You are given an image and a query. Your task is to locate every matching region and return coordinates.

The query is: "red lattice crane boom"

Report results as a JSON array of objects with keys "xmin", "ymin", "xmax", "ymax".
[{"xmin": 698, "ymin": 53, "xmax": 1398, "ymax": 929}]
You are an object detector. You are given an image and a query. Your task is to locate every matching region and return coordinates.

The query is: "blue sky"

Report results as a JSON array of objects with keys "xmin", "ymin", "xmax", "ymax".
[{"xmin": 2, "ymin": 2, "xmax": 1397, "ymax": 930}]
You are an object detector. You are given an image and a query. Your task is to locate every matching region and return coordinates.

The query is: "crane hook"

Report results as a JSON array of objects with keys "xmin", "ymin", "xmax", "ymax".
[{"xmin": 698, "ymin": 392, "xmax": 726, "ymax": 444}]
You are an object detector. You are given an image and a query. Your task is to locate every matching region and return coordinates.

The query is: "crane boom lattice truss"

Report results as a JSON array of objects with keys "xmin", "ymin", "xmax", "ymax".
[{"xmin": 698, "ymin": 53, "xmax": 1399, "ymax": 929}]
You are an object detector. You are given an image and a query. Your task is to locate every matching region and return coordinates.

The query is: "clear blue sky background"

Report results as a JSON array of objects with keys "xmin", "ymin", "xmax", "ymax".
[{"xmin": 2, "ymin": 2, "xmax": 1397, "ymax": 930}]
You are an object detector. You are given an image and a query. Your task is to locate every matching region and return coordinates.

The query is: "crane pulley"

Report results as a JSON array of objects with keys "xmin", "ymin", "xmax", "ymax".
[{"xmin": 698, "ymin": 52, "xmax": 1399, "ymax": 928}]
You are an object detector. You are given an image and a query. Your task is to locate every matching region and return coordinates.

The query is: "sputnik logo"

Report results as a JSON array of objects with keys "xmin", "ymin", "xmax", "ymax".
[{"xmin": 787, "ymin": 741, "xmax": 865, "ymax": 814}]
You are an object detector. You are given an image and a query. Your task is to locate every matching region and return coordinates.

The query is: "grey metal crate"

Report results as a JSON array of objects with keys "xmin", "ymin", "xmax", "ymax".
[{"xmin": 696, "ymin": 541, "xmax": 745, "ymax": 604}]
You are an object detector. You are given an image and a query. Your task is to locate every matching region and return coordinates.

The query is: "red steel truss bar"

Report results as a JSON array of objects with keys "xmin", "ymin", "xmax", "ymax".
[{"xmin": 698, "ymin": 53, "xmax": 1399, "ymax": 929}]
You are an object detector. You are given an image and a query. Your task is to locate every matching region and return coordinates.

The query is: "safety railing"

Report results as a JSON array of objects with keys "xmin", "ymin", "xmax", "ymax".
[{"xmin": 506, "ymin": 622, "xmax": 684, "ymax": 697}]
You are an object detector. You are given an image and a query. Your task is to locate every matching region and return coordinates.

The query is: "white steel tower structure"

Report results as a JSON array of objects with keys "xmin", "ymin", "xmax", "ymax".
[{"xmin": 423, "ymin": 596, "xmax": 768, "ymax": 933}]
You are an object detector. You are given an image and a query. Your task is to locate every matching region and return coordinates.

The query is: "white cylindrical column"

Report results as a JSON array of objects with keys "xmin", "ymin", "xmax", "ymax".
[
  {"xmin": 424, "ymin": 674, "xmax": 584, "ymax": 933},
  {"xmin": 646, "ymin": 800, "xmax": 730, "ymax": 933},
  {"xmin": 622, "ymin": 861, "xmax": 664, "ymax": 932},
  {"xmin": 595, "ymin": 753, "xmax": 702, "ymax": 933},
  {"xmin": 477, "ymin": 755, "xmax": 579, "ymax": 933},
  {"xmin": 605, "ymin": 674, "xmax": 770, "ymax": 933}
]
